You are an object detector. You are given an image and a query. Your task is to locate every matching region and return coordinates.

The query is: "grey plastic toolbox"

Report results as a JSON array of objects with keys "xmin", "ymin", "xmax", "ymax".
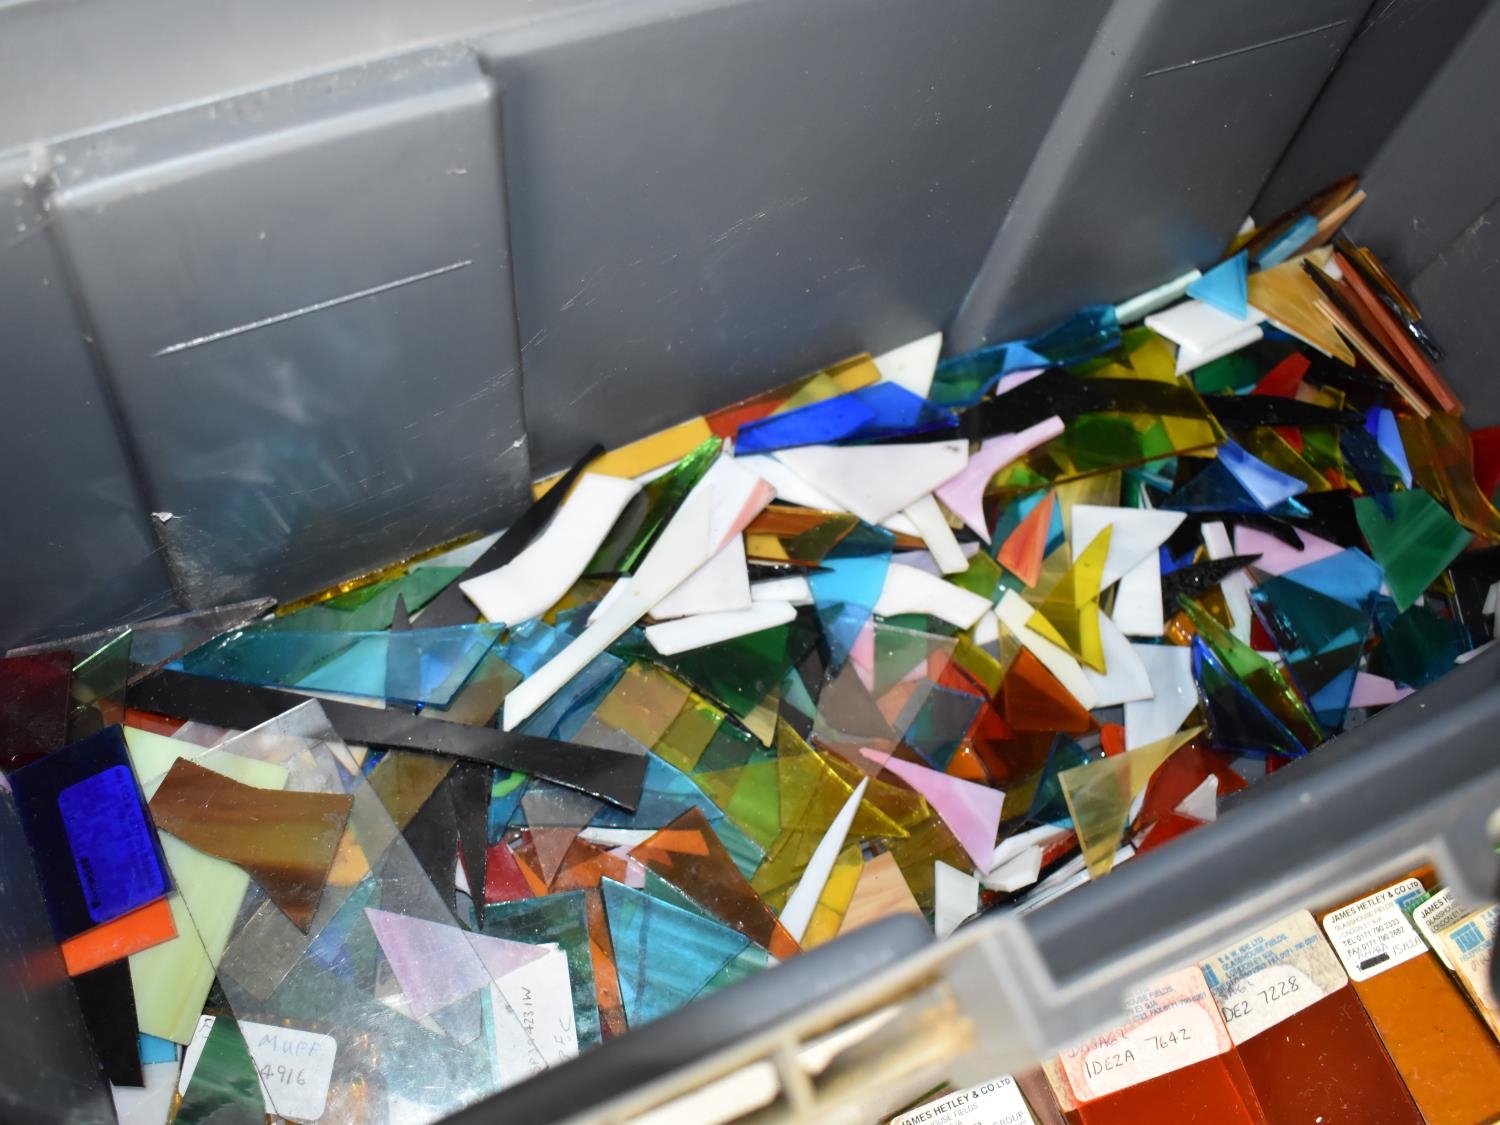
[{"xmin": 3, "ymin": 0, "xmax": 1500, "ymax": 1121}]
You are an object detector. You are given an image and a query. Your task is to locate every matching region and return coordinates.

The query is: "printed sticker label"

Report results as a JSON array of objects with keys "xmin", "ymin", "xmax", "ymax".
[
  {"xmin": 891, "ymin": 1075, "xmax": 1036, "ymax": 1125},
  {"xmin": 57, "ymin": 765, "xmax": 168, "ymax": 924},
  {"xmin": 1322, "ymin": 879, "xmax": 1429, "ymax": 982},
  {"xmin": 1200, "ymin": 910, "xmax": 1347, "ymax": 1044}
]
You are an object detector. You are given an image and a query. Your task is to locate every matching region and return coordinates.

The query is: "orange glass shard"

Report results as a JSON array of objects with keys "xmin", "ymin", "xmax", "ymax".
[
  {"xmin": 1003, "ymin": 648, "xmax": 1093, "ymax": 734},
  {"xmin": 148, "ymin": 757, "xmax": 353, "ymax": 931},
  {"xmin": 630, "ymin": 808, "xmax": 802, "ymax": 959},
  {"xmin": 997, "ymin": 492, "xmax": 1056, "ymax": 588},
  {"xmin": 60, "ymin": 896, "xmax": 176, "ymax": 977}
]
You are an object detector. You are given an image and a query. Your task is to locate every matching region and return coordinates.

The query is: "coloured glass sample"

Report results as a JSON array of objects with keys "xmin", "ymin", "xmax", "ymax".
[
  {"xmin": 734, "ymin": 382, "xmax": 959, "ymax": 453},
  {"xmin": 0, "ymin": 650, "xmax": 72, "ymax": 770}
]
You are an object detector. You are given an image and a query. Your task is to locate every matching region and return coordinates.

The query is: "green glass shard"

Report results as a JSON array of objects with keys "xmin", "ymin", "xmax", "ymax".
[
  {"xmin": 1355, "ymin": 488, "xmax": 1474, "ymax": 611},
  {"xmin": 175, "ymin": 1018, "xmax": 265, "ymax": 1125},
  {"xmin": 587, "ymin": 437, "xmax": 723, "ymax": 575}
]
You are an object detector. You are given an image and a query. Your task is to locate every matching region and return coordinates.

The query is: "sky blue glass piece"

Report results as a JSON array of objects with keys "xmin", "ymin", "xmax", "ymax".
[
  {"xmin": 482, "ymin": 891, "xmax": 602, "ymax": 1047},
  {"xmin": 1302, "ymin": 648, "xmax": 1360, "ymax": 732},
  {"xmin": 513, "ymin": 651, "xmax": 625, "ymax": 740},
  {"xmin": 1255, "ymin": 214, "xmax": 1320, "ymax": 268},
  {"xmin": 933, "ymin": 343, "xmax": 1051, "ymax": 407},
  {"xmin": 590, "ymin": 756, "xmax": 726, "ymax": 830},
  {"xmin": 486, "ymin": 769, "xmax": 528, "ymax": 844},
  {"xmin": 138, "ymin": 1034, "xmax": 177, "ymax": 1066},
  {"xmin": 809, "ymin": 523, "xmax": 894, "ymax": 668},
  {"xmin": 1191, "ymin": 638, "xmax": 1310, "ymax": 758},
  {"xmin": 1186, "ymin": 251, "xmax": 1249, "ymax": 319},
  {"xmin": 1160, "ymin": 459, "xmax": 1264, "ymax": 513},
  {"xmin": 1218, "ymin": 440, "xmax": 1307, "ymax": 510},
  {"xmin": 177, "ymin": 624, "xmax": 501, "ymax": 707},
  {"xmin": 1371, "ymin": 408, "xmax": 1413, "ymax": 487},
  {"xmin": 494, "ymin": 618, "xmax": 572, "ymax": 677},
  {"xmin": 601, "ymin": 879, "xmax": 750, "ymax": 1029},
  {"xmin": 733, "ymin": 383, "xmax": 959, "ymax": 454},
  {"xmin": 1281, "ymin": 548, "xmax": 1384, "ymax": 611}
]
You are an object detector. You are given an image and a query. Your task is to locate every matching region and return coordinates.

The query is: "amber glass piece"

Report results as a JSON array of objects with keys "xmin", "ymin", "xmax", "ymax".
[
  {"xmin": 653, "ymin": 691, "xmax": 725, "ymax": 773},
  {"xmin": 838, "ymin": 852, "xmax": 923, "ymax": 934},
  {"xmin": 630, "ymin": 808, "xmax": 801, "ymax": 959},
  {"xmin": 367, "ymin": 751, "xmax": 454, "ymax": 830},
  {"xmin": 744, "ymin": 506, "xmax": 864, "ymax": 563},
  {"xmin": 148, "ymin": 758, "xmax": 354, "ymax": 931},
  {"xmin": 1003, "ymin": 649, "xmax": 1093, "ymax": 734},
  {"xmin": 533, "ymin": 416, "xmax": 713, "ymax": 497},
  {"xmin": 800, "ymin": 842, "xmax": 863, "ymax": 948},
  {"xmin": 1029, "ymin": 527, "xmax": 1111, "ymax": 671},
  {"xmin": 594, "ymin": 662, "xmax": 691, "ymax": 748},
  {"xmin": 1245, "ymin": 258, "xmax": 1356, "ymax": 365},
  {"xmin": 1399, "ymin": 413, "xmax": 1500, "ymax": 544}
]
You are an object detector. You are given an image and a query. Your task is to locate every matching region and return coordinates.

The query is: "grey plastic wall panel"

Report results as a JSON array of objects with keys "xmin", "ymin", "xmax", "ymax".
[
  {"xmin": 1339, "ymin": 0, "xmax": 1500, "ymax": 280},
  {"xmin": 0, "ymin": 153, "xmax": 179, "ymax": 650},
  {"xmin": 45, "ymin": 50, "xmax": 532, "ymax": 608},
  {"xmin": 0, "ymin": 791, "xmax": 116, "ymax": 1125},
  {"xmin": 480, "ymin": 0, "xmax": 1108, "ymax": 473},
  {"xmin": 1410, "ymin": 198, "xmax": 1500, "ymax": 426},
  {"xmin": 950, "ymin": 0, "xmax": 1372, "ymax": 349},
  {"xmin": 1253, "ymin": 0, "xmax": 1494, "ymax": 221}
]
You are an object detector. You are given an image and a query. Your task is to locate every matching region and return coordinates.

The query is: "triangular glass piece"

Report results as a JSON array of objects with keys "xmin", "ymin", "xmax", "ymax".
[
  {"xmin": 1218, "ymin": 440, "xmax": 1307, "ymax": 510},
  {"xmin": 175, "ymin": 1017, "xmax": 264, "ymax": 1125},
  {"xmin": 1187, "ymin": 251, "xmax": 1249, "ymax": 319},
  {"xmin": 1355, "ymin": 488, "xmax": 1473, "ymax": 611},
  {"xmin": 934, "ymin": 418, "xmax": 1064, "ymax": 541},
  {"xmin": 1280, "ymin": 548, "xmax": 1385, "ymax": 610},
  {"xmin": 1191, "ymin": 639, "xmax": 1310, "ymax": 758},
  {"xmin": 874, "ymin": 332, "xmax": 943, "ymax": 399},
  {"xmin": 1160, "ymin": 459, "xmax": 1267, "ymax": 514},
  {"xmin": 364, "ymin": 909, "xmax": 492, "ymax": 1018},
  {"xmin": 1028, "ymin": 527, "xmax": 1111, "ymax": 670},
  {"xmin": 1059, "ymin": 727, "xmax": 1200, "ymax": 877},
  {"xmin": 808, "ymin": 524, "xmax": 895, "ymax": 669},
  {"xmin": 601, "ymin": 879, "xmax": 750, "ymax": 1028},
  {"xmin": 1246, "ymin": 257, "xmax": 1357, "ymax": 364},
  {"xmin": 774, "ymin": 441, "xmax": 969, "ymax": 525},
  {"xmin": 734, "ymin": 383, "xmax": 960, "ymax": 454},
  {"xmin": 1124, "ymin": 642, "xmax": 1198, "ymax": 750},
  {"xmin": 1027, "ymin": 735, "xmax": 1100, "ymax": 825},
  {"xmin": 1002, "ymin": 647, "xmax": 1093, "ymax": 734},
  {"xmin": 996, "ymin": 492, "xmax": 1057, "ymax": 587},
  {"xmin": 1250, "ymin": 574, "xmax": 1371, "ymax": 658},
  {"xmin": 1070, "ymin": 506, "xmax": 1186, "ymax": 587},
  {"xmin": 863, "ymin": 751, "xmax": 1002, "ymax": 868}
]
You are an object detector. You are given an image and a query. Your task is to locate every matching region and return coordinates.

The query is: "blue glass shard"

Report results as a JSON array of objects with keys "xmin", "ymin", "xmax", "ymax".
[
  {"xmin": 590, "ymin": 756, "xmax": 726, "ymax": 831},
  {"xmin": 1340, "ymin": 424, "xmax": 1395, "ymax": 518},
  {"xmin": 734, "ymin": 384, "xmax": 959, "ymax": 454},
  {"xmin": 1218, "ymin": 440, "xmax": 1307, "ymax": 510},
  {"xmin": 601, "ymin": 879, "xmax": 750, "ymax": 1028},
  {"xmin": 1191, "ymin": 638, "xmax": 1310, "ymax": 758},
  {"xmin": 1281, "ymin": 548, "xmax": 1384, "ymax": 611},
  {"xmin": 1371, "ymin": 408, "xmax": 1413, "ymax": 487},
  {"xmin": 1187, "ymin": 251, "xmax": 1249, "ymax": 319},
  {"xmin": 809, "ymin": 523, "xmax": 894, "ymax": 668},
  {"xmin": 1255, "ymin": 214, "xmax": 1320, "ymax": 268},
  {"xmin": 1161, "ymin": 459, "xmax": 1264, "ymax": 513},
  {"xmin": 513, "ymin": 652, "xmax": 625, "ymax": 740}
]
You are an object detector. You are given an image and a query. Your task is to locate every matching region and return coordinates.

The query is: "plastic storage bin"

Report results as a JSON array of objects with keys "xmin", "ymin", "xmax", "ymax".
[{"xmin": 3, "ymin": 0, "xmax": 1499, "ymax": 1121}]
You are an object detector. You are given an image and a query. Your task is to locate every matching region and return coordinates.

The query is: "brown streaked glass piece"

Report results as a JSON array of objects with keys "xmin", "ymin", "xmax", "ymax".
[
  {"xmin": 148, "ymin": 757, "xmax": 354, "ymax": 931},
  {"xmin": 367, "ymin": 750, "xmax": 455, "ymax": 830},
  {"xmin": 631, "ymin": 807, "xmax": 801, "ymax": 959}
]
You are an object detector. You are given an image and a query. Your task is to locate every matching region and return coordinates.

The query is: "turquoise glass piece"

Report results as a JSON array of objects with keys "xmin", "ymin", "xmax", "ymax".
[
  {"xmin": 600, "ymin": 879, "xmax": 750, "ymax": 1028},
  {"xmin": 1191, "ymin": 638, "xmax": 1310, "ymax": 758},
  {"xmin": 929, "ymin": 307, "xmax": 1118, "ymax": 407},
  {"xmin": 1255, "ymin": 214, "xmax": 1319, "ymax": 268},
  {"xmin": 495, "ymin": 618, "xmax": 572, "ymax": 677},
  {"xmin": 514, "ymin": 652, "xmax": 625, "ymax": 740},
  {"xmin": 1187, "ymin": 251, "xmax": 1249, "ymax": 319},
  {"xmin": 1028, "ymin": 735, "xmax": 1100, "ymax": 826},
  {"xmin": 1218, "ymin": 440, "xmax": 1307, "ymax": 510},
  {"xmin": 1250, "ymin": 575, "xmax": 1370, "ymax": 731},
  {"xmin": 1029, "ymin": 305, "xmax": 1121, "ymax": 367},
  {"xmin": 1371, "ymin": 602, "xmax": 1466, "ymax": 688},
  {"xmin": 698, "ymin": 944, "xmax": 772, "ymax": 997},
  {"xmin": 178, "ymin": 624, "xmax": 501, "ymax": 706},
  {"xmin": 590, "ymin": 756, "xmax": 727, "ymax": 830},
  {"xmin": 1281, "ymin": 548, "xmax": 1384, "ymax": 611},
  {"xmin": 486, "ymin": 769, "xmax": 529, "ymax": 844},
  {"xmin": 1355, "ymin": 489, "xmax": 1473, "ymax": 611},
  {"xmin": 733, "ymin": 383, "xmax": 959, "ymax": 453},
  {"xmin": 481, "ymin": 891, "xmax": 602, "ymax": 1047},
  {"xmin": 809, "ymin": 524, "xmax": 895, "ymax": 668}
]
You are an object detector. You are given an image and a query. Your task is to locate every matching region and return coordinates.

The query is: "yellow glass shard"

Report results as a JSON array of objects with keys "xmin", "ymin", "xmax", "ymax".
[
  {"xmin": 1028, "ymin": 526, "xmax": 1112, "ymax": 672},
  {"xmin": 1060, "ymin": 727, "xmax": 1202, "ymax": 878},
  {"xmin": 800, "ymin": 843, "xmax": 864, "ymax": 948},
  {"xmin": 533, "ymin": 416, "xmax": 714, "ymax": 497}
]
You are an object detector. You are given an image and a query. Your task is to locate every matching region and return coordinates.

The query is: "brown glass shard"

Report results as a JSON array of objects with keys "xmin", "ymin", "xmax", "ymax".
[{"xmin": 148, "ymin": 758, "xmax": 353, "ymax": 932}]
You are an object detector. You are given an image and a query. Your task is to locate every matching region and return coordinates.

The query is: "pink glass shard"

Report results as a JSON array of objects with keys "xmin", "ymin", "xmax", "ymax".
[
  {"xmin": 1233, "ymin": 525, "xmax": 1343, "ymax": 575},
  {"xmin": 935, "ymin": 417, "xmax": 1066, "ymax": 541},
  {"xmin": 364, "ymin": 909, "xmax": 491, "ymax": 1019},
  {"xmin": 1350, "ymin": 672, "xmax": 1414, "ymax": 707},
  {"xmin": 860, "ymin": 749, "xmax": 1002, "ymax": 868}
]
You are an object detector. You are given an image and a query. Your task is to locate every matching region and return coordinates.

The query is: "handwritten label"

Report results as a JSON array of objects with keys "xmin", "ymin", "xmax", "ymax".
[
  {"xmin": 1323, "ymin": 879, "xmax": 1428, "ymax": 982},
  {"xmin": 178, "ymin": 1015, "xmax": 335, "ymax": 1122},
  {"xmin": 1057, "ymin": 968, "xmax": 1230, "ymax": 1104},
  {"xmin": 892, "ymin": 1075, "xmax": 1035, "ymax": 1125},
  {"xmin": 57, "ymin": 765, "xmax": 168, "ymax": 924},
  {"xmin": 1200, "ymin": 910, "xmax": 1347, "ymax": 1044},
  {"xmin": 1413, "ymin": 889, "xmax": 1469, "ymax": 969},
  {"xmin": 489, "ymin": 945, "xmax": 579, "ymax": 1087},
  {"xmin": 1438, "ymin": 906, "xmax": 1499, "ymax": 1037}
]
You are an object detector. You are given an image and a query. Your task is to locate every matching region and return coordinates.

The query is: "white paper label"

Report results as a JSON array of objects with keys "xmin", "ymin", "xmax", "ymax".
[
  {"xmin": 1058, "ymin": 968, "xmax": 1231, "ymax": 1104},
  {"xmin": 891, "ymin": 1075, "xmax": 1035, "ymax": 1125},
  {"xmin": 1200, "ymin": 910, "xmax": 1347, "ymax": 1044},
  {"xmin": 489, "ymin": 946, "xmax": 580, "ymax": 1087},
  {"xmin": 1323, "ymin": 879, "xmax": 1429, "ymax": 982},
  {"xmin": 1438, "ymin": 906, "xmax": 1499, "ymax": 1022},
  {"xmin": 177, "ymin": 1015, "xmax": 336, "ymax": 1123},
  {"xmin": 1413, "ymin": 888, "xmax": 1469, "ymax": 969}
]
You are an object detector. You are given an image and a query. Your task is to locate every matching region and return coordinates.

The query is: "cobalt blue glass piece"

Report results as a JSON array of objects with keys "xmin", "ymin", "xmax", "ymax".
[
  {"xmin": 1191, "ymin": 638, "xmax": 1310, "ymax": 758},
  {"xmin": 734, "ymin": 383, "xmax": 959, "ymax": 454}
]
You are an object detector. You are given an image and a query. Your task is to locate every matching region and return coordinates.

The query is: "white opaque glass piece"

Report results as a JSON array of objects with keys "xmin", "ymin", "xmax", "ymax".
[
  {"xmin": 1082, "ymin": 610, "xmax": 1154, "ymax": 706},
  {"xmin": 933, "ymin": 861, "xmax": 979, "ymax": 939},
  {"xmin": 750, "ymin": 575, "xmax": 813, "ymax": 606},
  {"xmin": 1176, "ymin": 776, "xmax": 1218, "ymax": 822},
  {"xmin": 737, "ymin": 454, "xmax": 845, "ymax": 512},
  {"xmin": 459, "ymin": 474, "xmax": 642, "ymax": 626},
  {"xmin": 1070, "ymin": 505, "xmax": 1186, "ymax": 587},
  {"xmin": 645, "ymin": 601, "xmax": 798, "ymax": 656},
  {"xmin": 775, "ymin": 441, "xmax": 968, "ymax": 525},
  {"xmin": 1112, "ymin": 553, "xmax": 1166, "ymax": 637},
  {"xmin": 934, "ymin": 417, "xmax": 1065, "ymax": 541},
  {"xmin": 971, "ymin": 609, "xmax": 1000, "ymax": 648},
  {"xmin": 880, "ymin": 512, "xmax": 921, "ymax": 536},
  {"xmin": 902, "ymin": 494, "xmax": 968, "ymax": 575},
  {"xmin": 981, "ymin": 846, "xmax": 1043, "ymax": 893},
  {"xmin": 874, "ymin": 332, "xmax": 943, "ymax": 399},
  {"xmin": 1202, "ymin": 521, "xmax": 1253, "ymax": 644},
  {"xmin": 1145, "ymin": 299, "xmax": 1266, "ymax": 375},
  {"xmin": 504, "ymin": 457, "xmax": 772, "ymax": 729},
  {"xmin": 987, "ymin": 823, "xmax": 1070, "ymax": 875},
  {"xmin": 1124, "ymin": 643, "xmax": 1196, "ymax": 750},
  {"xmin": 652, "ymin": 534, "xmax": 751, "ymax": 620},
  {"xmin": 874, "ymin": 564, "xmax": 992, "ymax": 629},
  {"xmin": 113, "ymin": 1061, "xmax": 181, "ymax": 1125},
  {"xmin": 416, "ymin": 531, "xmax": 503, "ymax": 571},
  {"xmin": 779, "ymin": 779, "xmax": 869, "ymax": 942},
  {"xmin": 995, "ymin": 590, "xmax": 1098, "ymax": 710}
]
